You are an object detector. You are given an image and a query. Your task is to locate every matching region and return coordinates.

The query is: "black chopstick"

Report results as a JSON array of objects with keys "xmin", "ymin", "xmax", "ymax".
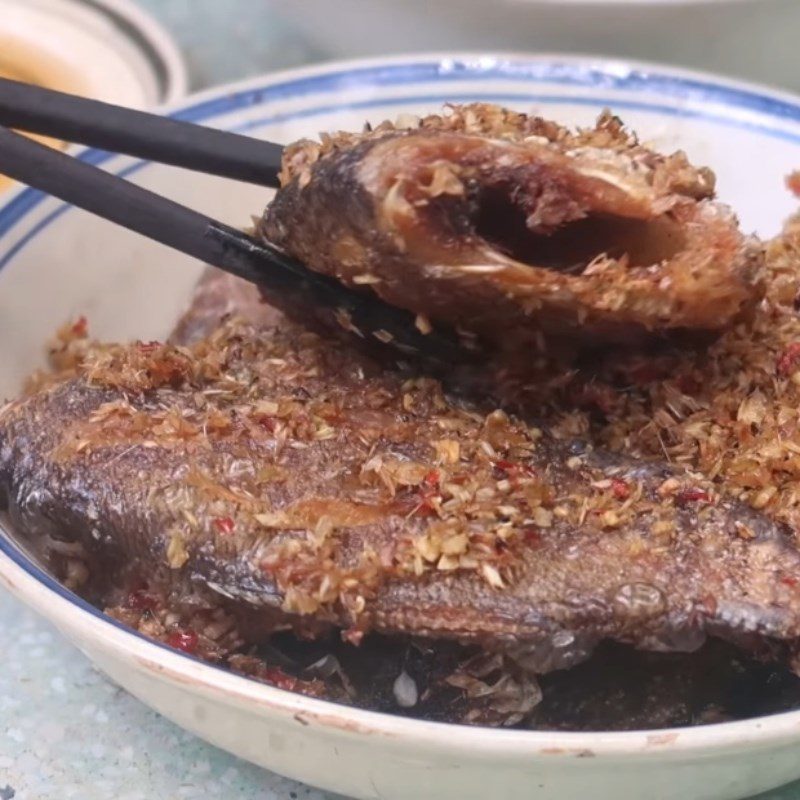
[
  {"xmin": 0, "ymin": 125, "xmax": 473, "ymax": 365},
  {"xmin": 0, "ymin": 78, "xmax": 283, "ymax": 188}
]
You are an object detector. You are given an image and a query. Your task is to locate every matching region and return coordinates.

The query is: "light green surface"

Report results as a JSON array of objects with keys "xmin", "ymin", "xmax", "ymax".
[
  {"xmin": 0, "ymin": 2, "xmax": 799, "ymax": 798},
  {"xmin": 136, "ymin": 0, "xmax": 328, "ymax": 91},
  {"xmin": 0, "ymin": 595, "xmax": 334, "ymax": 800}
]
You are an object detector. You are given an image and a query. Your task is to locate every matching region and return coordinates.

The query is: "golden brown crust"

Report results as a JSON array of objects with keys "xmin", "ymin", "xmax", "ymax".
[
  {"xmin": 280, "ymin": 105, "xmax": 716, "ymax": 203},
  {"xmin": 262, "ymin": 104, "xmax": 761, "ymax": 351},
  {"xmin": 572, "ymin": 213, "xmax": 800, "ymax": 534}
]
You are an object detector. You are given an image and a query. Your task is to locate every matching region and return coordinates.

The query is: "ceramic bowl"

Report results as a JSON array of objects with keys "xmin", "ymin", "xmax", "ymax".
[
  {"xmin": 0, "ymin": 0, "xmax": 187, "ymax": 193},
  {"xmin": 0, "ymin": 0, "xmax": 187, "ymax": 106},
  {"xmin": 2, "ymin": 54, "xmax": 800, "ymax": 800}
]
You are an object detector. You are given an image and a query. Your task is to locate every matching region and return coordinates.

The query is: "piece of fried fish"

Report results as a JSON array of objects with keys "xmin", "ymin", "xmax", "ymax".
[
  {"xmin": 2, "ymin": 270, "xmax": 800, "ymax": 694},
  {"xmin": 259, "ymin": 104, "xmax": 763, "ymax": 350}
]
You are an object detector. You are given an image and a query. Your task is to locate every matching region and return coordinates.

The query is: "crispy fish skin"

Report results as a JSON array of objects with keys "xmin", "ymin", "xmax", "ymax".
[
  {"xmin": 260, "ymin": 104, "xmax": 763, "ymax": 349},
  {"xmin": 2, "ymin": 304, "xmax": 800, "ymax": 673}
]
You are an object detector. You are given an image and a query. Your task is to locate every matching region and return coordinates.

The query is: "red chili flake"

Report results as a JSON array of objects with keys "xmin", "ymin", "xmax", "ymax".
[
  {"xmin": 522, "ymin": 525, "xmax": 542, "ymax": 546},
  {"xmin": 414, "ymin": 471, "xmax": 441, "ymax": 516},
  {"xmin": 611, "ymin": 478, "xmax": 630, "ymax": 501},
  {"xmin": 676, "ymin": 487, "xmax": 712, "ymax": 505},
  {"xmin": 262, "ymin": 667, "xmax": 298, "ymax": 692},
  {"xmin": 127, "ymin": 589, "xmax": 157, "ymax": 611},
  {"xmin": 781, "ymin": 575, "xmax": 799, "ymax": 588},
  {"xmin": 213, "ymin": 516, "xmax": 235, "ymax": 535},
  {"xmin": 787, "ymin": 171, "xmax": 800, "ymax": 199},
  {"xmin": 257, "ymin": 416, "xmax": 277, "ymax": 432},
  {"xmin": 777, "ymin": 343, "xmax": 800, "ymax": 376},
  {"xmin": 342, "ymin": 627, "xmax": 365, "ymax": 646},
  {"xmin": 494, "ymin": 459, "xmax": 536, "ymax": 481},
  {"xmin": 71, "ymin": 316, "xmax": 88, "ymax": 337},
  {"xmin": 166, "ymin": 629, "xmax": 199, "ymax": 654},
  {"xmin": 423, "ymin": 469, "xmax": 440, "ymax": 487}
]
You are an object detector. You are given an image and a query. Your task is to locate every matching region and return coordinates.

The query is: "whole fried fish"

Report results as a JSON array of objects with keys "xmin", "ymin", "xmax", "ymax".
[
  {"xmin": 260, "ymin": 104, "xmax": 763, "ymax": 350},
  {"xmin": 2, "ymin": 271, "xmax": 800, "ymax": 680}
]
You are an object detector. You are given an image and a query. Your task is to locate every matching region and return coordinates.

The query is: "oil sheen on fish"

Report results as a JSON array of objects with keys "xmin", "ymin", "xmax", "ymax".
[
  {"xmin": 260, "ymin": 104, "xmax": 763, "ymax": 350},
  {"xmin": 2, "ymin": 272, "xmax": 800, "ymax": 681}
]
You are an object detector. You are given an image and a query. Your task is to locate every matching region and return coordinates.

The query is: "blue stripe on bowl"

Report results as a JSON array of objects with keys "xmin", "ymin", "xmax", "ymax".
[
  {"xmin": 169, "ymin": 60, "xmax": 800, "ymax": 127},
  {"xmin": 231, "ymin": 91, "xmax": 800, "ymax": 144}
]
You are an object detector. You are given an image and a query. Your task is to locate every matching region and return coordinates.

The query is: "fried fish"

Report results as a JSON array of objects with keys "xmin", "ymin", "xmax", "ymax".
[
  {"xmin": 2, "ymin": 270, "xmax": 800, "ymax": 692},
  {"xmin": 260, "ymin": 104, "xmax": 763, "ymax": 351}
]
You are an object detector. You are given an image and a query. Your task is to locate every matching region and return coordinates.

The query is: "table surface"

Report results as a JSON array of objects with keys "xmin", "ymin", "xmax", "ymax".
[{"xmin": 1, "ymin": 2, "xmax": 799, "ymax": 798}]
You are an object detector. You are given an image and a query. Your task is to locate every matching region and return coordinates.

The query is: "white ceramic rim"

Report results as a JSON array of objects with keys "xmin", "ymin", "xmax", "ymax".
[
  {"xmin": 75, "ymin": 0, "xmax": 188, "ymax": 103},
  {"xmin": 3, "ymin": 51, "xmax": 800, "ymax": 760}
]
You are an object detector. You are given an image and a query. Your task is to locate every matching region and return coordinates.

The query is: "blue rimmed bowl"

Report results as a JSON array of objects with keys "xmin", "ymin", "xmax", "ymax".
[{"xmin": 2, "ymin": 55, "xmax": 800, "ymax": 800}]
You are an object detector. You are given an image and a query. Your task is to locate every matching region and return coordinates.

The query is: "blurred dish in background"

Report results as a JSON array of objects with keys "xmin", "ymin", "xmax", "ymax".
[
  {"xmin": 272, "ymin": 0, "xmax": 800, "ymax": 93},
  {"xmin": 0, "ymin": 0, "xmax": 187, "ymax": 191}
]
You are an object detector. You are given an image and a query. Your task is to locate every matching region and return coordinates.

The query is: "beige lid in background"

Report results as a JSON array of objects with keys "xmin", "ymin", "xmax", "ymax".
[{"xmin": 0, "ymin": 0, "xmax": 188, "ymax": 190}]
